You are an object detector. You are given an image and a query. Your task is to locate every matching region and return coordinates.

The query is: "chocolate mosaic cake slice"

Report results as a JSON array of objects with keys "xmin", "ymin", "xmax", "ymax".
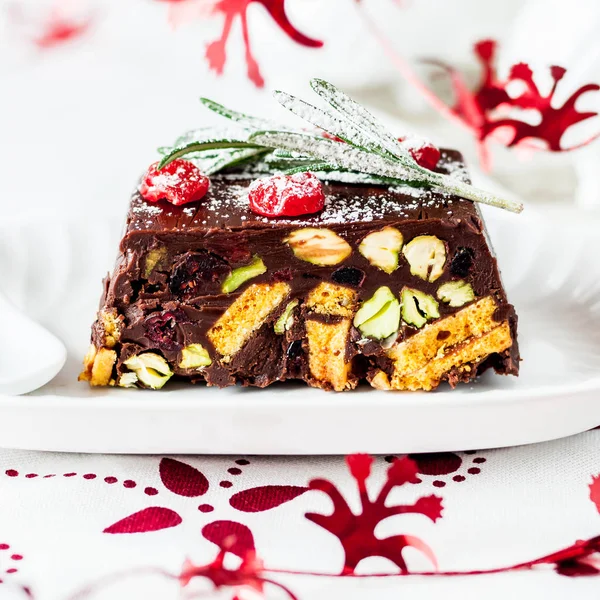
[
  {"xmin": 80, "ymin": 79, "xmax": 520, "ymax": 391},
  {"xmin": 80, "ymin": 153, "xmax": 519, "ymax": 391}
]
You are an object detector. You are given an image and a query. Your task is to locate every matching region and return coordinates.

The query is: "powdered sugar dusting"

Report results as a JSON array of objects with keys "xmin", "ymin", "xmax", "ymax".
[
  {"xmin": 128, "ymin": 151, "xmax": 468, "ymax": 233},
  {"xmin": 132, "ymin": 203, "xmax": 163, "ymax": 216},
  {"xmin": 438, "ymin": 151, "xmax": 470, "ymax": 183},
  {"xmin": 399, "ymin": 134, "xmax": 428, "ymax": 153},
  {"xmin": 130, "ymin": 200, "xmax": 165, "ymax": 229},
  {"xmin": 303, "ymin": 189, "xmax": 454, "ymax": 225}
]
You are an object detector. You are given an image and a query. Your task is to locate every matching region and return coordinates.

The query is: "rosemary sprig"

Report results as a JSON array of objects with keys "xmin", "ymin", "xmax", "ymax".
[
  {"xmin": 249, "ymin": 130, "xmax": 421, "ymax": 182},
  {"xmin": 158, "ymin": 140, "xmax": 262, "ymax": 169},
  {"xmin": 203, "ymin": 148, "xmax": 270, "ymax": 175},
  {"xmin": 198, "ymin": 98, "xmax": 277, "ymax": 131},
  {"xmin": 273, "ymin": 90, "xmax": 378, "ymax": 152},
  {"xmin": 158, "ymin": 80, "xmax": 523, "ymax": 214},
  {"xmin": 309, "ymin": 78, "xmax": 410, "ymax": 161},
  {"xmin": 281, "ymin": 162, "xmax": 337, "ymax": 176}
]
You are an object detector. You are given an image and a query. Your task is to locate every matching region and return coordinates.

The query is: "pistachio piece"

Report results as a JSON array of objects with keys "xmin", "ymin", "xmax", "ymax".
[
  {"xmin": 274, "ymin": 299, "xmax": 300, "ymax": 335},
  {"xmin": 401, "ymin": 287, "xmax": 440, "ymax": 328},
  {"xmin": 353, "ymin": 286, "xmax": 401, "ymax": 340},
  {"xmin": 285, "ymin": 228, "xmax": 352, "ymax": 266},
  {"xmin": 221, "ymin": 255, "xmax": 266, "ymax": 293},
  {"xmin": 179, "ymin": 344, "xmax": 212, "ymax": 369},
  {"xmin": 402, "ymin": 235, "xmax": 446, "ymax": 282},
  {"xmin": 437, "ymin": 280, "xmax": 475, "ymax": 308},
  {"xmin": 118, "ymin": 372, "xmax": 139, "ymax": 388},
  {"xmin": 144, "ymin": 246, "xmax": 167, "ymax": 278},
  {"xmin": 123, "ymin": 352, "xmax": 173, "ymax": 390},
  {"xmin": 359, "ymin": 227, "xmax": 403, "ymax": 274}
]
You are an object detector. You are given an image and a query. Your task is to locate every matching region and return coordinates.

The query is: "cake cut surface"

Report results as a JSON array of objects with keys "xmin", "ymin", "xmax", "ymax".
[{"xmin": 81, "ymin": 149, "xmax": 520, "ymax": 392}]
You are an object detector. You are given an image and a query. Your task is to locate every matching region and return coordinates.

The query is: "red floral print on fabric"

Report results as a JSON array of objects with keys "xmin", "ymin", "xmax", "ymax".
[
  {"xmin": 8, "ymin": 1, "xmax": 92, "ymax": 49},
  {"xmin": 385, "ymin": 451, "xmax": 487, "ymax": 488},
  {"xmin": 590, "ymin": 475, "xmax": 600, "ymax": 513},
  {"xmin": 157, "ymin": 0, "xmax": 323, "ymax": 87},
  {"xmin": 103, "ymin": 507, "xmax": 182, "ymax": 534},
  {"xmin": 180, "ymin": 545, "xmax": 299, "ymax": 600},
  {"xmin": 159, "ymin": 457, "xmax": 210, "ymax": 496},
  {"xmin": 103, "ymin": 458, "xmax": 308, "ymax": 534},
  {"xmin": 356, "ymin": 4, "xmax": 600, "ymax": 169},
  {"xmin": 201, "ymin": 520, "xmax": 255, "ymax": 558},
  {"xmin": 0, "ymin": 543, "xmax": 26, "ymax": 583},
  {"xmin": 430, "ymin": 40, "xmax": 600, "ymax": 166},
  {"xmin": 229, "ymin": 485, "xmax": 309, "ymax": 512},
  {"xmin": 306, "ymin": 454, "xmax": 442, "ymax": 574},
  {"xmin": 34, "ymin": 11, "xmax": 91, "ymax": 49},
  {"xmin": 45, "ymin": 537, "xmax": 600, "ymax": 600},
  {"xmin": 4, "ymin": 468, "xmax": 160, "ymax": 496},
  {"xmin": 7, "ymin": 453, "xmax": 600, "ymax": 600},
  {"xmin": 206, "ymin": 0, "xmax": 323, "ymax": 87}
]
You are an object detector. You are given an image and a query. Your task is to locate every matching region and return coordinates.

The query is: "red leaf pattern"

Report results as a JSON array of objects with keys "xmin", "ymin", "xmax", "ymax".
[
  {"xmin": 230, "ymin": 485, "xmax": 309, "ymax": 512},
  {"xmin": 306, "ymin": 455, "xmax": 442, "ymax": 574},
  {"xmin": 159, "ymin": 458, "xmax": 209, "ymax": 497},
  {"xmin": 356, "ymin": 7, "xmax": 600, "ymax": 170},
  {"xmin": 590, "ymin": 475, "xmax": 600, "ymax": 514},
  {"xmin": 161, "ymin": 0, "xmax": 323, "ymax": 87},
  {"xmin": 34, "ymin": 13, "xmax": 91, "ymax": 49},
  {"xmin": 103, "ymin": 507, "xmax": 182, "ymax": 534},
  {"xmin": 202, "ymin": 520, "xmax": 256, "ymax": 558},
  {"xmin": 423, "ymin": 40, "xmax": 600, "ymax": 166}
]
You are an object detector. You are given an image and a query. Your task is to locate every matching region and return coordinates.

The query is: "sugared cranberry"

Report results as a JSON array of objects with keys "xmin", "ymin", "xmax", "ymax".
[
  {"xmin": 248, "ymin": 172, "xmax": 325, "ymax": 218},
  {"xmin": 398, "ymin": 137, "xmax": 441, "ymax": 170},
  {"xmin": 450, "ymin": 247, "xmax": 475, "ymax": 277},
  {"xmin": 145, "ymin": 309, "xmax": 186, "ymax": 350},
  {"xmin": 170, "ymin": 251, "xmax": 231, "ymax": 299},
  {"xmin": 331, "ymin": 267, "xmax": 366, "ymax": 287},
  {"xmin": 139, "ymin": 159, "xmax": 209, "ymax": 206}
]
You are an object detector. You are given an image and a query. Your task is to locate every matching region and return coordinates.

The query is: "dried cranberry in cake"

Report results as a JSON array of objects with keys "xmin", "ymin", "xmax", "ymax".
[
  {"xmin": 398, "ymin": 136, "xmax": 441, "ymax": 170},
  {"xmin": 140, "ymin": 159, "xmax": 209, "ymax": 206},
  {"xmin": 450, "ymin": 247, "xmax": 475, "ymax": 278},
  {"xmin": 145, "ymin": 309, "xmax": 186, "ymax": 351},
  {"xmin": 170, "ymin": 251, "xmax": 231, "ymax": 299},
  {"xmin": 331, "ymin": 267, "xmax": 366, "ymax": 288},
  {"xmin": 248, "ymin": 172, "xmax": 325, "ymax": 218},
  {"xmin": 272, "ymin": 267, "xmax": 295, "ymax": 282}
]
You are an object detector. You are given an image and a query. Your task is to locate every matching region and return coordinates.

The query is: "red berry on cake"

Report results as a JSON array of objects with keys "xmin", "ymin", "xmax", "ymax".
[
  {"xmin": 140, "ymin": 159, "xmax": 210, "ymax": 206},
  {"xmin": 398, "ymin": 136, "xmax": 441, "ymax": 171},
  {"xmin": 248, "ymin": 172, "xmax": 325, "ymax": 217}
]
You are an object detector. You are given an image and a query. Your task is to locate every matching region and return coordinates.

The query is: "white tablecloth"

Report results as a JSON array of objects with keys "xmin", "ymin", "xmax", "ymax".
[{"xmin": 0, "ymin": 431, "xmax": 598, "ymax": 599}]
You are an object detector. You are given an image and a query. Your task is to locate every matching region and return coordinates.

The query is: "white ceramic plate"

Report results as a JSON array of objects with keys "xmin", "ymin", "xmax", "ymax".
[{"xmin": 0, "ymin": 207, "xmax": 599, "ymax": 454}]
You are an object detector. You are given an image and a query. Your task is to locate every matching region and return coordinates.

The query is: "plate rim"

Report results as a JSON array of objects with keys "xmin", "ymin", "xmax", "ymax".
[{"xmin": 2, "ymin": 372, "xmax": 600, "ymax": 408}]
